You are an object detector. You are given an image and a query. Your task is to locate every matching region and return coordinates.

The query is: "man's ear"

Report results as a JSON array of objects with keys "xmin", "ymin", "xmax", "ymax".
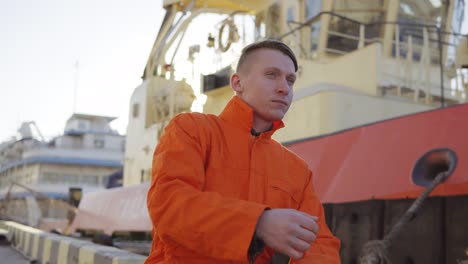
[{"xmin": 231, "ymin": 73, "xmax": 242, "ymax": 93}]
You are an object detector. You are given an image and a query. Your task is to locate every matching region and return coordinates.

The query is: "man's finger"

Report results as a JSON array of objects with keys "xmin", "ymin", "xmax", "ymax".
[
  {"xmin": 295, "ymin": 227, "xmax": 317, "ymax": 244},
  {"xmin": 297, "ymin": 210, "xmax": 318, "ymax": 220},
  {"xmin": 289, "ymin": 236, "xmax": 311, "ymax": 252},
  {"xmin": 297, "ymin": 215, "xmax": 319, "ymax": 233},
  {"xmin": 286, "ymin": 247, "xmax": 304, "ymax": 260}
]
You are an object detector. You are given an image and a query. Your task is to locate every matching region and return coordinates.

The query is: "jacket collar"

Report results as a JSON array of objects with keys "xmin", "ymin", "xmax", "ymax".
[{"xmin": 219, "ymin": 96, "xmax": 285, "ymax": 139}]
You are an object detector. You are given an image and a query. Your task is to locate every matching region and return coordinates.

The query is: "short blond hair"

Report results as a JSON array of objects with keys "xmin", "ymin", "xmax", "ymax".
[{"xmin": 236, "ymin": 39, "xmax": 298, "ymax": 73}]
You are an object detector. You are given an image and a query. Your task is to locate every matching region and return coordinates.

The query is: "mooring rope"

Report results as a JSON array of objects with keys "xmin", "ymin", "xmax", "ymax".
[{"xmin": 359, "ymin": 171, "xmax": 448, "ymax": 264}]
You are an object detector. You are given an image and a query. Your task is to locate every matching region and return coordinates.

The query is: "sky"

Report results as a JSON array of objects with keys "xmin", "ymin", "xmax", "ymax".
[
  {"xmin": 0, "ymin": 0, "xmax": 165, "ymax": 141},
  {"xmin": 1, "ymin": 1, "xmax": 467, "ymax": 142}
]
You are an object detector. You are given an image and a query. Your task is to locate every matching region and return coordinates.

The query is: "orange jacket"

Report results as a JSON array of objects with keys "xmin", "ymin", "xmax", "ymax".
[{"xmin": 146, "ymin": 96, "xmax": 340, "ymax": 264}]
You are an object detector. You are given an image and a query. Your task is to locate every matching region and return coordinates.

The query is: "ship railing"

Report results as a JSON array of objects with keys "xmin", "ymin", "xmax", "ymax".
[
  {"xmin": 280, "ymin": 11, "xmax": 467, "ymax": 106},
  {"xmin": 384, "ymin": 26, "xmax": 465, "ymax": 104}
]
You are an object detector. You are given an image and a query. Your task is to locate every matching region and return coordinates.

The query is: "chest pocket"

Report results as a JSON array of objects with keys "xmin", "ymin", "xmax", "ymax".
[
  {"xmin": 204, "ymin": 153, "xmax": 250, "ymax": 198},
  {"xmin": 267, "ymin": 176, "xmax": 302, "ymax": 209}
]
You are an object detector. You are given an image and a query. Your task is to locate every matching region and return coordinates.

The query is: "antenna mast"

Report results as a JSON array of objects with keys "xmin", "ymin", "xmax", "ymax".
[{"xmin": 73, "ymin": 61, "xmax": 79, "ymax": 113}]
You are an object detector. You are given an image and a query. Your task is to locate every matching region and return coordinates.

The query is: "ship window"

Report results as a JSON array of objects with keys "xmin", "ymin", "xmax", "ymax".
[
  {"xmin": 42, "ymin": 172, "xmax": 60, "ymax": 183},
  {"xmin": 94, "ymin": 138, "xmax": 105, "ymax": 149},
  {"xmin": 395, "ymin": 0, "xmax": 449, "ymax": 63},
  {"xmin": 78, "ymin": 121, "xmax": 86, "ymax": 129},
  {"xmin": 82, "ymin": 175, "xmax": 98, "ymax": 185},
  {"xmin": 64, "ymin": 174, "xmax": 80, "ymax": 184},
  {"xmin": 451, "ymin": 0, "xmax": 464, "ymax": 33},
  {"xmin": 132, "ymin": 103, "xmax": 139, "ymax": 118},
  {"xmin": 305, "ymin": 0, "xmax": 322, "ymax": 53},
  {"xmin": 287, "ymin": 6, "xmax": 294, "ymax": 22},
  {"xmin": 446, "ymin": 0, "xmax": 465, "ymax": 65},
  {"xmin": 327, "ymin": 0, "xmax": 385, "ymax": 54}
]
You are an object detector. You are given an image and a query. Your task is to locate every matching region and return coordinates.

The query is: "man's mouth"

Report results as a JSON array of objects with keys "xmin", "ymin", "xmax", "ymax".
[{"xmin": 272, "ymin": 100, "xmax": 288, "ymax": 107}]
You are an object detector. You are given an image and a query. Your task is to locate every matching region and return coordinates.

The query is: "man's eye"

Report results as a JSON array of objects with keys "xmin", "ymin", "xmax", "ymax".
[
  {"xmin": 287, "ymin": 79, "xmax": 295, "ymax": 84},
  {"xmin": 266, "ymin": 72, "xmax": 275, "ymax": 76}
]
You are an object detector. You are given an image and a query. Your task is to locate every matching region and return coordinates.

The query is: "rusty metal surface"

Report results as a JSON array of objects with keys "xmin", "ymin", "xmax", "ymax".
[
  {"xmin": 325, "ymin": 195, "xmax": 468, "ymax": 263},
  {"xmin": 329, "ymin": 200, "xmax": 384, "ymax": 264},
  {"xmin": 384, "ymin": 198, "xmax": 444, "ymax": 264},
  {"xmin": 445, "ymin": 196, "xmax": 468, "ymax": 263}
]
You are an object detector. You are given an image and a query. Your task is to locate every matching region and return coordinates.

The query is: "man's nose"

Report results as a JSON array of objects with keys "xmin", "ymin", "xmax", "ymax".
[{"xmin": 276, "ymin": 78, "xmax": 290, "ymax": 95}]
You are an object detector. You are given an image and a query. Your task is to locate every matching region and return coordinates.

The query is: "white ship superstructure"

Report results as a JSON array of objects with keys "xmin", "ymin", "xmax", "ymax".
[{"xmin": 0, "ymin": 114, "xmax": 125, "ymax": 197}]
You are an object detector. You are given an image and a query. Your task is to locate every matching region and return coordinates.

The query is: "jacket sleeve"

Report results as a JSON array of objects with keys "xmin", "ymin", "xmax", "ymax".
[
  {"xmin": 147, "ymin": 114, "xmax": 267, "ymax": 261},
  {"xmin": 294, "ymin": 170, "xmax": 341, "ymax": 264}
]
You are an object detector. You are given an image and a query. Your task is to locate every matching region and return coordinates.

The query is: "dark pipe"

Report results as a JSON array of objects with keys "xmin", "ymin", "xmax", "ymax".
[{"xmin": 411, "ymin": 148, "xmax": 457, "ymax": 187}]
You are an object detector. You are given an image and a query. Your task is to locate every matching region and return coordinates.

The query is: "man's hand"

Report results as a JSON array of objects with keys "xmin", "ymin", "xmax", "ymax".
[{"xmin": 255, "ymin": 209, "xmax": 319, "ymax": 260}]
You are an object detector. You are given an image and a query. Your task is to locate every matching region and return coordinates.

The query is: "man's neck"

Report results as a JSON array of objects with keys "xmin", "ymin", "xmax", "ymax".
[{"xmin": 252, "ymin": 122, "xmax": 273, "ymax": 135}]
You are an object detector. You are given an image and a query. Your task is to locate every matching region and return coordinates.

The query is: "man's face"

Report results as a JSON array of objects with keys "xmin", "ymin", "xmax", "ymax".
[{"xmin": 232, "ymin": 48, "xmax": 296, "ymax": 128}]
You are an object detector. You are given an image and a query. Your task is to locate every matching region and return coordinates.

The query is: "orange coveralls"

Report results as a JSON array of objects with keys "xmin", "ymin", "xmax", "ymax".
[{"xmin": 146, "ymin": 96, "xmax": 341, "ymax": 263}]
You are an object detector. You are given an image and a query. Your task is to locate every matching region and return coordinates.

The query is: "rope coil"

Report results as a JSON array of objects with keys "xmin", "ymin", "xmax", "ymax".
[{"xmin": 218, "ymin": 18, "xmax": 239, "ymax": 52}]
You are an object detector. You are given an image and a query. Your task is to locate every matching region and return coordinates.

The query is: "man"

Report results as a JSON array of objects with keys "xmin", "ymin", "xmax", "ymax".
[{"xmin": 146, "ymin": 39, "xmax": 341, "ymax": 264}]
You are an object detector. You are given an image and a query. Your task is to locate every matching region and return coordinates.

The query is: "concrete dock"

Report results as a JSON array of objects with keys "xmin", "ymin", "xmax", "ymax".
[{"xmin": 0, "ymin": 244, "xmax": 29, "ymax": 264}]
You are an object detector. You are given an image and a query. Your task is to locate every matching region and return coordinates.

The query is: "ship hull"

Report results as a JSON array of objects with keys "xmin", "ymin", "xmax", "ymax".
[{"xmin": 286, "ymin": 103, "xmax": 468, "ymax": 263}]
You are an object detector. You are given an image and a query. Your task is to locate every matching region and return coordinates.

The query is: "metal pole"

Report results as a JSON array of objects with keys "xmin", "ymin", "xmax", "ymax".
[{"xmin": 437, "ymin": 27, "xmax": 445, "ymax": 107}]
